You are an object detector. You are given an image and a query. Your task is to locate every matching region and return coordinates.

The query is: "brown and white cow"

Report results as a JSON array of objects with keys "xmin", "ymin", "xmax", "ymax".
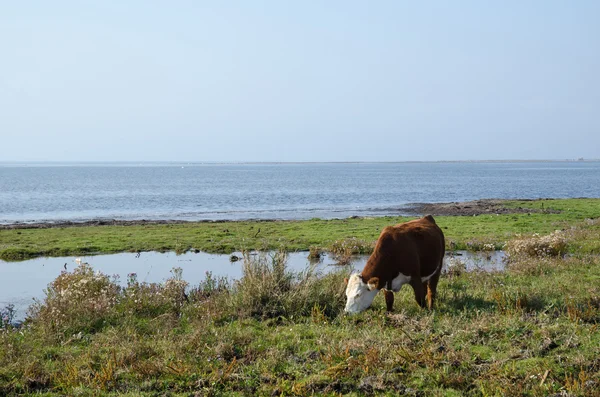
[{"xmin": 344, "ymin": 215, "xmax": 445, "ymax": 314}]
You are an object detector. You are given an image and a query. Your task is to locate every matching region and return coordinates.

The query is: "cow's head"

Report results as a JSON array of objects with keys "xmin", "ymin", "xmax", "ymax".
[{"xmin": 344, "ymin": 273, "xmax": 379, "ymax": 314}]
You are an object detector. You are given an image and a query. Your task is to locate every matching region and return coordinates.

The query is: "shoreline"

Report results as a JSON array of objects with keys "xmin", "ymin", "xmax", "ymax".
[
  {"xmin": 0, "ymin": 197, "xmax": 598, "ymax": 261},
  {"xmin": 0, "ymin": 198, "xmax": 561, "ymax": 230}
]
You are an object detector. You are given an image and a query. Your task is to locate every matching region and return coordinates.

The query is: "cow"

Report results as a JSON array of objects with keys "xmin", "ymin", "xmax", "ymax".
[{"xmin": 344, "ymin": 215, "xmax": 445, "ymax": 314}]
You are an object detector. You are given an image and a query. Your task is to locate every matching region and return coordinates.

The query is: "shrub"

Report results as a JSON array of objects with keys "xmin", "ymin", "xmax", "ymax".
[
  {"xmin": 329, "ymin": 238, "xmax": 373, "ymax": 265},
  {"xmin": 464, "ymin": 239, "xmax": 499, "ymax": 252},
  {"xmin": 228, "ymin": 251, "xmax": 347, "ymax": 319},
  {"xmin": 119, "ymin": 268, "xmax": 189, "ymax": 318},
  {"xmin": 26, "ymin": 252, "xmax": 348, "ymax": 339},
  {"xmin": 188, "ymin": 271, "xmax": 230, "ymax": 300},
  {"xmin": 308, "ymin": 246, "xmax": 323, "ymax": 262},
  {"xmin": 29, "ymin": 264, "xmax": 192, "ymax": 337},
  {"xmin": 29, "ymin": 263, "xmax": 120, "ymax": 337},
  {"xmin": 504, "ymin": 231, "xmax": 569, "ymax": 261}
]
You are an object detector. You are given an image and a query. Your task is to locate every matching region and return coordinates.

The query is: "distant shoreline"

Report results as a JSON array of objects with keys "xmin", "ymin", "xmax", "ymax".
[{"xmin": 0, "ymin": 198, "xmax": 562, "ymax": 230}]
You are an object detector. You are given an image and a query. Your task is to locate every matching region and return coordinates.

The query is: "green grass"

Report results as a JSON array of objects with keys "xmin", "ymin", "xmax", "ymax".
[
  {"xmin": 2, "ymin": 216, "xmax": 600, "ymax": 396},
  {"xmin": 1, "ymin": 198, "xmax": 599, "ymax": 261},
  {"xmin": 1, "ymin": 198, "xmax": 600, "ymax": 395}
]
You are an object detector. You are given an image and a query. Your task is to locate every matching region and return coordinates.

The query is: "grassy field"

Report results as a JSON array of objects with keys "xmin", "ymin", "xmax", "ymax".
[
  {"xmin": 1, "ymin": 198, "xmax": 600, "ymax": 261},
  {"xmin": 1, "ymin": 199, "xmax": 599, "ymax": 396}
]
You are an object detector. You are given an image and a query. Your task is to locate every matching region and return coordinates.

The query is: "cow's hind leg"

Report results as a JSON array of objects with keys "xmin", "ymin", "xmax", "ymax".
[
  {"xmin": 383, "ymin": 289, "xmax": 394, "ymax": 312},
  {"xmin": 427, "ymin": 270, "xmax": 441, "ymax": 310},
  {"xmin": 410, "ymin": 279, "xmax": 427, "ymax": 308}
]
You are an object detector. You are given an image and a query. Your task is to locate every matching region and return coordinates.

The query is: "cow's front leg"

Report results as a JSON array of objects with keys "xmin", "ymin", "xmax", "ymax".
[
  {"xmin": 383, "ymin": 289, "xmax": 394, "ymax": 311},
  {"xmin": 410, "ymin": 279, "xmax": 427, "ymax": 308}
]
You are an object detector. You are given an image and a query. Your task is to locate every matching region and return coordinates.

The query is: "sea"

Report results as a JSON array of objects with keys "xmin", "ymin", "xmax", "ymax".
[
  {"xmin": 1, "ymin": 161, "xmax": 599, "ymax": 320},
  {"xmin": 1, "ymin": 161, "xmax": 600, "ymax": 224}
]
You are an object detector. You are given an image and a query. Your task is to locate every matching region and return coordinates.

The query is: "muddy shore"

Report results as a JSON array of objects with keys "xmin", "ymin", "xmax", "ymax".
[
  {"xmin": 402, "ymin": 198, "xmax": 559, "ymax": 216},
  {"xmin": 0, "ymin": 199, "xmax": 557, "ymax": 230}
]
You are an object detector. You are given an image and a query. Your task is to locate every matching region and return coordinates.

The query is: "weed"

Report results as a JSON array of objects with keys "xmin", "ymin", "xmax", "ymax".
[
  {"xmin": 0, "ymin": 304, "xmax": 16, "ymax": 329},
  {"xmin": 308, "ymin": 245, "xmax": 323, "ymax": 261},
  {"xmin": 29, "ymin": 263, "xmax": 120, "ymax": 338},
  {"xmin": 565, "ymin": 295, "xmax": 600, "ymax": 324},
  {"xmin": 491, "ymin": 288, "xmax": 529, "ymax": 314},
  {"xmin": 505, "ymin": 230, "xmax": 569, "ymax": 261},
  {"xmin": 188, "ymin": 271, "xmax": 230, "ymax": 300},
  {"xmin": 227, "ymin": 250, "xmax": 347, "ymax": 319},
  {"xmin": 329, "ymin": 237, "xmax": 373, "ymax": 265}
]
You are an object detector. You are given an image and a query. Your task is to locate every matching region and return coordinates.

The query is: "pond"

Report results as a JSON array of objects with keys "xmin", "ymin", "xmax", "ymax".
[{"xmin": 0, "ymin": 250, "xmax": 505, "ymax": 322}]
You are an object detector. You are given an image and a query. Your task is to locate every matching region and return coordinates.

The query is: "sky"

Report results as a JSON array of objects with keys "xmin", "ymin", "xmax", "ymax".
[{"xmin": 1, "ymin": 1, "xmax": 599, "ymax": 162}]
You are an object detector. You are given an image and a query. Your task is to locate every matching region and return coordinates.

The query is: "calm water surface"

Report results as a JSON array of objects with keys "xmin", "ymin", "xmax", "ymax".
[{"xmin": 1, "ymin": 161, "xmax": 599, "ymax": 223}]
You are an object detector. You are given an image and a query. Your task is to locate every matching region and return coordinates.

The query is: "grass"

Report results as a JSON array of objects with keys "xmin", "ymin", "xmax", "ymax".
[
  {"xmin": 2, "ymin": 215, "xmax": 600, "ymax": 396},
  {"xmin": 1, "ymin": 198, "xmax": 600, "ymax": 261}
]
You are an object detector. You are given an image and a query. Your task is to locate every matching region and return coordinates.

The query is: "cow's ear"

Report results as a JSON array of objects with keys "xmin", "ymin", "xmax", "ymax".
[{"xmin": 367, "ymin": 277, "xmax": 379, "ymax": 291}]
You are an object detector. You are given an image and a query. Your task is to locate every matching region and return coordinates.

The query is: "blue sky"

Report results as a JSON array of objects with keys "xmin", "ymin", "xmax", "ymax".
[{"xmin": 1, "ymin": 1, "xmax": 598, "ymax": 162}]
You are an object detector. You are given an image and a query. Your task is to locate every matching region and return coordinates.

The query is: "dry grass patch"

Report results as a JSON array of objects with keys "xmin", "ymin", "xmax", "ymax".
[{"xmin": 504, "ymin": 230, "xmax": 569, "ymax": 261}]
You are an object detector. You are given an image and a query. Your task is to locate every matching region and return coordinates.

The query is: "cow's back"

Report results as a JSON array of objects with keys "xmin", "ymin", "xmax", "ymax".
[{"xmin": 361, "ymin": 216, "xmax": 445, "ymax": 284}]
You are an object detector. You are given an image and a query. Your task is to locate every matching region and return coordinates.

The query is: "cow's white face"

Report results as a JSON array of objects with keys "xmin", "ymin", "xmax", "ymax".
[{"xmin": 344, "ymin": 273, "xmax": 379, "ymax": 314}]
